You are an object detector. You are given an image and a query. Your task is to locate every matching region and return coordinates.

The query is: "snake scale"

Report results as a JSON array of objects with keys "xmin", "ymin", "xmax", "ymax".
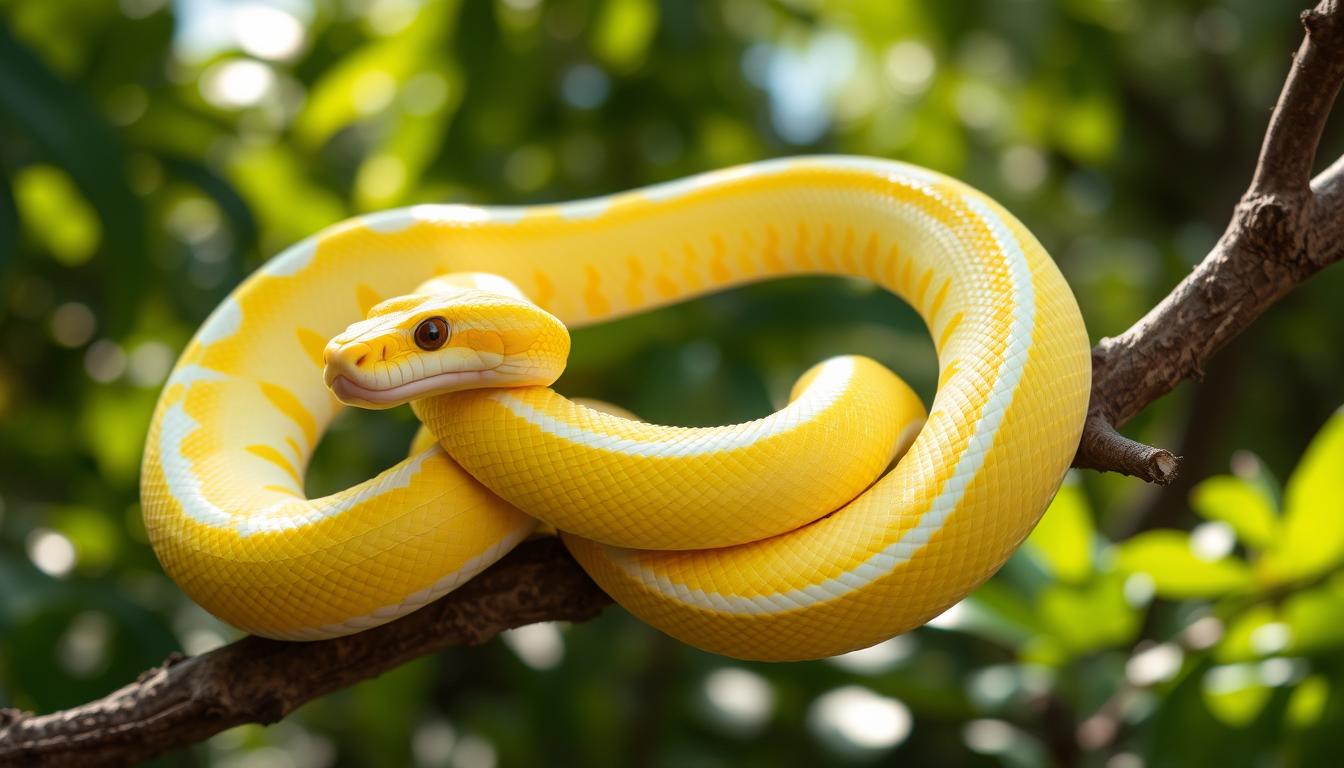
[{"xmin": 141, "ymin": 156, "xmax": 1091, "ymax": 661}]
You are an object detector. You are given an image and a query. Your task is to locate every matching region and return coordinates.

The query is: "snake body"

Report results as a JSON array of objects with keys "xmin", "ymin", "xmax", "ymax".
[{"xmin": 141, "ymin": 156, "xmax": 1090, "ymax": 661}]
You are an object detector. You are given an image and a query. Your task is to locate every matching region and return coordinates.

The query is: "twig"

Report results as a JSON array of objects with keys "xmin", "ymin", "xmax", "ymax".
[{"xmin": 1073, "ymin": 415, "xmax": 1180, "ymax": 485}]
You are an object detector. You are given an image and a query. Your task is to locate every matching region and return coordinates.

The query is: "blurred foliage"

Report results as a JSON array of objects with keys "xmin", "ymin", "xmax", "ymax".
[{"xmin": 2, "ymin": 0, "xmax": 1344, "ymax": 766}]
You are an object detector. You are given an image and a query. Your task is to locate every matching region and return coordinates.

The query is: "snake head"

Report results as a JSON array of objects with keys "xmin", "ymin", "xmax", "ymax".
[{"xmin": 323, "ymin": 282, "xmax": 570, "ymax": 410}]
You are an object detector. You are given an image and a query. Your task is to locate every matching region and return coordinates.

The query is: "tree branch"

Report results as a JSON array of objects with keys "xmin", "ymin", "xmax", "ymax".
[
  {"xmin": 1073, "ymin": 414, "xmax": 1180, "ymax": 485},
  {"xmin": 5, "ymin": 2, "xmax": 1344, "ymax": 763},
  {"xmin": 0, "ymin": 539, "xmax": 612, "ymax": 767},
  {"xmin": 1071, "ymin": 0, "xmax": 1344, "ymax": 483}
]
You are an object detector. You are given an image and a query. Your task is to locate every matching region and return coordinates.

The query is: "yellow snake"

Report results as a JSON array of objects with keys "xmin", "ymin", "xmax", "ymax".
[{"xmin": 141, "ymin": 156, "xmax": 1091, "ymax": 661}]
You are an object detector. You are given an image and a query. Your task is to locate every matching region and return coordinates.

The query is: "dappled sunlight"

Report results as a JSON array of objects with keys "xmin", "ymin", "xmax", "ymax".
[{"xmin": 3, "ymin": 0, "xmax": 1344, "ymax": 765}]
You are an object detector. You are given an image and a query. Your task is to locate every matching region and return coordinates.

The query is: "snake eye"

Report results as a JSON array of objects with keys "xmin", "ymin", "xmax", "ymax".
[{"xmin": 413, "ymin": 316, "xmax": 449, "ymax": 350}]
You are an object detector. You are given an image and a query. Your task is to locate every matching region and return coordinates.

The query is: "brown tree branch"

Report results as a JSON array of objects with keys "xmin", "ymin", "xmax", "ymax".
[
  {"xmin": 1072, "ymin": 415, "xmax": 1180, "ymax": 484},
  {"xmin": 5, "ymin": 2, "xmax": 1344, "ymax": 764},
  {"xmin": 0, "ymin": 539, "xmax": 612, "ymax": 767},
  {"xmin": 1071, "ymin": 0, "xmax": 1344, "ymax": 483}
]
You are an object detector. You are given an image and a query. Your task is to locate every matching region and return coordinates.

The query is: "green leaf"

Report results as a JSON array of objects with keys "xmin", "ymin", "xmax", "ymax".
[
  {"xmin": 354, "ymin": 60, "xmax": 462, "ymax": 211},
  {"xmin": 1025, "ymin": 475, "xmax": 1094, "ymax": 583},
  {"xmin": 1214, "ymin": 604, "xmax": 1281, "ymax": 663},
  {"xmin": 955, "ymin": 579, "xmax": 1042, "ymax": 647},
  {"xmin": 1191, "ymin": 475, "xmax": 1277, "ymax": 550},
  {"xmin": 296, "ymin": 45, "xmax": 408, "ymax": 149},
  {"xmin": 52, "ymin": 506, "xmax": 121, "ymax": 573},
  {"xmin": 12, "ymin": 164, "xmax": 101, "ymax": 266},
  {"xmin": 592, "ymin": 0, "xmax": 658, "ymax": 73},
  {"xmin": 78, "ymin": 386, "xmax": 158, "ymax": 484},
  {"xmin": 1281, "ymin": 576, "xmax": 1344, "ymax": 655},
  {"xmin": 294, "ymin": 2, "xmax": 459, "ymax": 151},
  {"xmin": 1202, "ymin": 664, "xmax": 1273, "ymax": 727},
  {"xmin": 1054, "ymin": 91, "xmax": 1119, "ymax": 165},
  {"xmin": 159, "ymin": 154, "xmax": 259, "ymax": 281},
  {"xmin": 1035, "ymin": 572, "xmax": 1138, "ymax": 655},
  {"xmin": 0, "ymin": 22, "xmax": 146, "ymax": 335},
  {"xmin": 1286, "ymin": 676, "xmax": 1329, "ymax": 729},
  {"xmin": 228, "ymin": 144, "xmax": 346, "ymax": 250},
  {"xmin": 1113, "ymin": 530, "xmax": 1254, "ymax": 599},
  {"xmin": 1260, "ymin": 409, "xmax": 1344, "ymax": 584}
]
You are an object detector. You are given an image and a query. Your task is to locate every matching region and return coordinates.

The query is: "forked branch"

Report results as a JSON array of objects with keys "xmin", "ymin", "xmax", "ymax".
[{"xmin": 1071, "ymin": 0, "xmax": 1344, "ymax": 483}]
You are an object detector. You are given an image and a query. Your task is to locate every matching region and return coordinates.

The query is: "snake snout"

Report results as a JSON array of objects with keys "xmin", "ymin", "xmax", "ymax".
[
  {"xmin": 351, "ymin": 341, "xmax": 390, "ymax": 368},
  {"xmin": 323, "ymin": 338, "xmax": 392, "ymax": 389}
]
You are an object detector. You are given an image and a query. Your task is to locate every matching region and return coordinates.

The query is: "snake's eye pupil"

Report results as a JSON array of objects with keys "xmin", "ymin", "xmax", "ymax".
[{"xmin": 414, "ymin": 317, "xmax": 449, "ymax": 350}]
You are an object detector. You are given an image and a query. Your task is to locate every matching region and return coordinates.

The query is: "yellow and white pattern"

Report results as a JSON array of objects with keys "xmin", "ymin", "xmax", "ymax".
[{"xmin": 141, "ymin": 156, "xmax": 1091, "ymax": 660}]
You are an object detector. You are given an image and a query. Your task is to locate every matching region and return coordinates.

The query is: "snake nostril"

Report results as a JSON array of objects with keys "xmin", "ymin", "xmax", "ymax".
[
  {"xmin": 354, "ymin": 354, "xmax": 368, "ymax": 368},
  {"xmin": 379, "ymin": 344, "xmax": 389, "ymax": 362}
]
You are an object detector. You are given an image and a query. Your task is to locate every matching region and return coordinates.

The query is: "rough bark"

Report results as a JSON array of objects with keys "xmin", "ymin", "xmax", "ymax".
[
  {"xmin": 0, "ymin": 539, "xmax": 611, "ymax": 767},
  {"xmin": 1072, "ymin": 0, "xmax": 1344, "ymax": 483},
  {"xmin": 3, "ymin": 2, "xmax": 1344, "ymax": 764}
]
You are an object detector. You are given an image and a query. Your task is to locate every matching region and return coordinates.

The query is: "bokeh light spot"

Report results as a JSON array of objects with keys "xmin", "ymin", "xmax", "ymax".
[
  {"xmin": 128, "ymin": 341, "xmax": 175, "ymax": 387},
  {"xmin": 403, "ymin": 71, "xmax": 451, "ymax": 116},
  {"xmin": 452, "ymin": 734, "xmax": 496, "ymax": 768},
  {"xmin": 808, "ymin": 685, "xmax": 912, "ymax": 753},
  {"xmin": 85, "ymin": 340, "xmax": 128, "ymax": 383},
  {"xmin": 28, "ymin": 528, "xmax": 78, "ymax": 578},
  {"xmin": 413, "ymin": 718, "xmax": 456, "ymax": 767},
  {"xmin": 703, "ymin": 667, "xmax": 775, "ymax": 734},
  {"xmin": 51, "ymin": 303, "xmax": 97, "ymax": 348},
  {"xmin": 58, "ymin": 611, "xmax": 112, "ymax": 678},
  {"xmin": 1126, "ymin": 642, "xmax": 1183, "ymax": 686},
  {"xmin": 883, "ymin": 40, "xmax": 935, "ymax": 96},
  {"xmin": 1249, "ymin": 622, "xmax": 1291, "ymax": 656},
  {"xmin": 200, "ymin": 59, "xmax": 275, "ymax": 109},
  {"xmin": 232, "ymin": 4, "xmax": 305, "ymax": 61},
  {"xmin": 1190, "ymin": 521, "xmax": 1236, "ymax": 562},
  {"xmin": 500, "ymin": 622, "xmax": 564, "ymax": 670},
  {"xmin": 560, "ymin": 64, "xmax": 611, "ymax": 110},
  {"xmin": 963, "ymin": 718, "xmax": 1019, "ymax": 755},
  {"xmin": 1000, "ymin": 145, "xmax": 1048, "ymax": 193}
]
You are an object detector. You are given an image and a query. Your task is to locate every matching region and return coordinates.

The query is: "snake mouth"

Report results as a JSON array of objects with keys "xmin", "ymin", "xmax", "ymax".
[{"xmin": 330, "ymin": 370, "xmax": 499, "ymax": 408}]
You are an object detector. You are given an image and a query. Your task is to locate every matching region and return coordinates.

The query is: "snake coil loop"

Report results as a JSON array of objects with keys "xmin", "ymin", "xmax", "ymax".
[{"xmin": 142, "ymin": 156, "xmax": 1090, "ymax": 661}]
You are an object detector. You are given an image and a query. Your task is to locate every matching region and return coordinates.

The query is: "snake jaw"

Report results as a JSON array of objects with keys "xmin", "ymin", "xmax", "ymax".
[
  {"xmin": 328, "ymin": 368, "xmax": 503, "ymax": 409},
  {"xmin": 323, "ymin": 341, "xmax": 507, "ymax": 408}
]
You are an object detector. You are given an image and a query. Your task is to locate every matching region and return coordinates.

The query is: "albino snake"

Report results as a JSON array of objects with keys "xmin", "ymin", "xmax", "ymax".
[{"xmin": 141, "ymin": 156, "xmax": 1090, "ymax": 661}]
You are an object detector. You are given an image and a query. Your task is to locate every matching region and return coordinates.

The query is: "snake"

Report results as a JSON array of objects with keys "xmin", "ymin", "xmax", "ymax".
[{"xmin": 141, "ymin": 156, "xmax": 1091, "ymax": 661}]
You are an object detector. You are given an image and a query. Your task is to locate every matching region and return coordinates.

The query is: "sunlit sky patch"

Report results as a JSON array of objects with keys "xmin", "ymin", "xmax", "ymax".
[
  {"xmin": 172, "ymin": 0, "xmax": 313, "ymax": 62},
  {"xmin": 742, "ymin": 30, "xmax": 860, "ymax": 145}
]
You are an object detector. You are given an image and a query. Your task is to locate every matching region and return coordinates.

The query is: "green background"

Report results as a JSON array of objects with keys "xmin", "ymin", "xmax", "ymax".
[{"xmin": 2, "ymin": 0, "xmax": 1344, "ymax": 765}]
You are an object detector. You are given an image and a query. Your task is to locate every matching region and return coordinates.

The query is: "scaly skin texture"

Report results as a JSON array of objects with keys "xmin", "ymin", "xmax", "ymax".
[
  {"xmin": 140, "ymin": 156, "xmax": 1091, "ymax": 659},
  {"xmin": 413, "ymin": 356, "xmax": 925, "ymax": 550},
  {"xmin": 326, "ymin": 274, "xmax": 923, "ymax": 551}
]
